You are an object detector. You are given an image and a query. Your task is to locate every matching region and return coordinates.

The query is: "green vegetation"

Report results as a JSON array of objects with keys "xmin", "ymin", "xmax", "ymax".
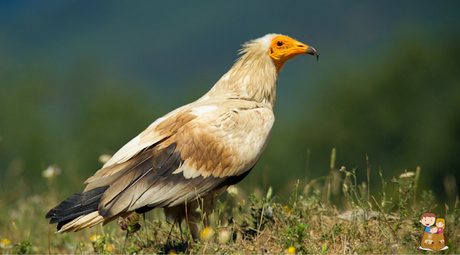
[
  {"xmin": 1, "ymin": 32, "xmax": 460, "ymax": 202},
  {"xmin": 0, "ymin": 10, "xmax": 459, "ymax": 253},
  {"xmin": 0, "ymin": 152, "xmax": 458, "ymax": 254},
  {"xmin": 257, "ymin": 32, "xmax": 460, "ymax": 204}
]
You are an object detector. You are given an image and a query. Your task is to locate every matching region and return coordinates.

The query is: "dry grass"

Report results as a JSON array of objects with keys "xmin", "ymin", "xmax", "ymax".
[{"xmin": 1, "ymin": 154, "xmax": 459, "ymax": 254}]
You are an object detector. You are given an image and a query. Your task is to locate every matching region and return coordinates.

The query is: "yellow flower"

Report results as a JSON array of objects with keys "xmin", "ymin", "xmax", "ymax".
[
  {"xmin": 106, "ymin": 244, "xmax": 115, "ymax": 252},
  {"xmin": 285, "ymin": 205, "xmax": 293, "ymax": 214},
  {"xmin": 246, "ymin": 245, "xmax": 255, "ymax": 251},
  {"xmin": 0, "ymin": 238, "xmax": 11, "ymax": 249},
  {"xmin": 200, "ymin": 227, "xmax": 214, "ymax": 241},
  {"xmin": 288, "ymin": 246, "xmax": 296, "ymax": 254},
  {"xmin": 90, "ymin": 234, "xmax": 101, "ymax": 242}
]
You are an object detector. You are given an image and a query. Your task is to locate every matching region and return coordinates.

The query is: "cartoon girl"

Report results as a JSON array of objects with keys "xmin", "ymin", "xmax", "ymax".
[{"xmin": 436, "ymin": 218, "xmax": 445, "ymax": 234}]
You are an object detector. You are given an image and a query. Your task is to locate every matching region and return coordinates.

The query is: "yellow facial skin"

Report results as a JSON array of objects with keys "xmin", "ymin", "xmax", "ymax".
[{"xmin": 268, "ymin": 35, "xmax": 318, "ymax": 73}]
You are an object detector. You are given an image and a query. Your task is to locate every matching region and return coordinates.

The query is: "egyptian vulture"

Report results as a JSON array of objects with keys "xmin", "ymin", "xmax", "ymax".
[{"xmin": 46, "ymin": 33, "xmax": 318, "ymax": 239}]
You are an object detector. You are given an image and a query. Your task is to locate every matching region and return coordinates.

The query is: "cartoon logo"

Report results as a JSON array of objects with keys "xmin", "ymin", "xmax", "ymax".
[{"xmin": 419, "ymin": 212, "xmax": 448, "ymax": 251}]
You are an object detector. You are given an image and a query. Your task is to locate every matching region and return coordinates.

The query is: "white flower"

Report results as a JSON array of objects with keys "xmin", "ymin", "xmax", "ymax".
[
  {"xmin": 227, "ymin": 185, "xmax": 238, "ymax": 196},
  {"xmin": 218, "ymin": 229, "xmax": 231, "ymax": 244},
  {"xmin": 99, "ymin": 154, "xmax": 112, "ymax": 164},
  {"xmin": 42, "ymin": 165, "xmax": 61, "ymax": 179},
  {"xmin": 399, "ymin": 172, "xmax": 415, "ymax": 179}
]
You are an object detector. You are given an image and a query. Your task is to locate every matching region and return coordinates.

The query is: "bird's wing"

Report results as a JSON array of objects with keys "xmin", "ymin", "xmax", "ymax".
[
  {"xmin": 83, "ymin": 100, "xmax": 274, "ymax": 219},
  {"xmin": 101, "ymin": 103, "xmax": 193, "ymax": 168}
]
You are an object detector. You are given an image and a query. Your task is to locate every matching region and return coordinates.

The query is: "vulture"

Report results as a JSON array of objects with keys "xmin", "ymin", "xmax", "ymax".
[{"xmin": 46, "ymin": 33, "xmax": 318, "ymax": 239}]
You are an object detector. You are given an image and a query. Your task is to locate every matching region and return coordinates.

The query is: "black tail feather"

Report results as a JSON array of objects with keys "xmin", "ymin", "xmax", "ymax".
[{"xmin": 46, "ymin": 186, "xmax": 109, "ymax": 230}]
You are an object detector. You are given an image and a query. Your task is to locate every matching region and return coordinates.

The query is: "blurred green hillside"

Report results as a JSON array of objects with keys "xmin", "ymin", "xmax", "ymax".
[
  {"xmin": 1, "ymin": 32, "xmax": 459, "ymax": 205},
  {"xmin": 0, "ymin": 1, "xmax": 459, "ymax": 209},
  {"xmin": 263, "ymin": 32, "xmax": 460, "ymax": 203}
]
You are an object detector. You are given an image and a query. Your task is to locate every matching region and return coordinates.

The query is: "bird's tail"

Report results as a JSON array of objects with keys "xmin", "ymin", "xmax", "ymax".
[{"xmin": 45, "ymin": 186, "xmax": 109, "ymax": 233}]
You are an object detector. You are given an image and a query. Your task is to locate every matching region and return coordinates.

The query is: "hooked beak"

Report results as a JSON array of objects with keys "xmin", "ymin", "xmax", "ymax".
[
  {"xmin": 306, "ymin": 46, "xmax": 319, "ymax": 61},
  {"xmin": 293, "ymin": 41, "xmax": 319, "ymax": 61}
]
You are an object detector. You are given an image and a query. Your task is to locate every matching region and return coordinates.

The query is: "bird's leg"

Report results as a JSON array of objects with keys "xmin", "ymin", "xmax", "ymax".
[
  {"xmin": 186, "ymin": 218, "xmax": 200, "ymax": 240},
  {"xmin": 185, "ymin": 200, "xmax": 203, "ymax": 241},
  {"xmin": 142, "ymin": 213, "xmax": 147, "ymax": 233},
  {"xmin": 178, "ymin": 220, "xmax": 184, "ymax": 243},
  {"xmin": 165, "ymin": 217, "xmax": 177, "ymax": 244},
  {"xmin": 143, "ymin": 213, "xmax": 146, "ymax": 227},
  {"xmin": 204, "ymin": 213, "xmax": 210, "ymax": 228}
]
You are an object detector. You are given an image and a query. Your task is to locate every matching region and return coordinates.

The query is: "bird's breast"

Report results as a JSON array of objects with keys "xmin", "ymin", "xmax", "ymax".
[{"xmin": 171, "ymin": 103, "xmax": 275, "ymax": 179}]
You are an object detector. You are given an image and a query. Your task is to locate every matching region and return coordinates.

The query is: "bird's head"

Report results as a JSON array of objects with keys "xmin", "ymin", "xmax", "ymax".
[{"xmin": 268, "ymin": 35, "xmax": 318, "ymax": 72}]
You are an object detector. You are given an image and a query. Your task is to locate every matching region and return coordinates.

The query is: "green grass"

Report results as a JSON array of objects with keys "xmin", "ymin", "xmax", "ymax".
[{"xmin": 1, "ymin": 152, "xmax": 459, "ymax": 254}]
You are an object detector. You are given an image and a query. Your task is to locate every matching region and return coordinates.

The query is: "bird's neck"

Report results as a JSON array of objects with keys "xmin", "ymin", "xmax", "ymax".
[{"xmin": 204, "ymin": 51, "xmax": 278, "ymax": 108}]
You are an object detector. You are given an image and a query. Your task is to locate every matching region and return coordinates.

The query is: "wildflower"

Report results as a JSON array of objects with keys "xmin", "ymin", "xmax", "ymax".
[
  {"xmin": 117, "ymin": 214, "xmax": 141, "ymax": 235},
  {"xmin": 200, "ymin": 227, "xmax": 214, "ymax": 241},
  {"xmin": 218, "ymin": 229, "xmax": 231, "ymax": 244},
  {"xmin": 0, "ymin": 238, "xmax": 11, "ymax": 249},
  {"xmin": 227, "ymin": 185, "xmax": 238, "ymax": 197},
  {"xmin": 42, "ymin": 165, "xmax": 62, "ymax": 179},
  {"xmin": 246, "ymin": 245, "xmax": 255, "ymax": 251},
  {"xmin": 90, "ymin": 234, "xmax": 101, "ymax": 243},
  {"xmin": 238, "ymin": 199, "xmax": 246, "ymax": 210},
  {"xmin": 284, "ymin": 205, "xmax": 293, "ymax": 214},
  {"xmin": 99, "ymin": 154, "xmax": 112, "ymax": 164},
  {"xmin": 399, "ymin": 172, "xmax": 415, "ymax": 179},
  {"xmin": 265, "ymin": 205, "xmax": 273, "ymax": 217},
  {"xmin": 339, "ymin": 166, "xmax": 346, "ymax": 172},
  {"xmin": 288, "ymin": 246, "xmax": 296, "ymax": 254},
  {"xmin": 106, "ymin": 244, "xmax": 115, "ymax": 252}
]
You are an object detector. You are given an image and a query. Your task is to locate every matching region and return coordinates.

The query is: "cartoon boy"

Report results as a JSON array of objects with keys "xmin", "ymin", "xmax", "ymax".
[
  {"xmin": 420, "ymin": 212, "xmax": 436, "ymax": 233},
  {"xmin": 436, "ymin": 218, "xmax": 445, "ymax": 233}
]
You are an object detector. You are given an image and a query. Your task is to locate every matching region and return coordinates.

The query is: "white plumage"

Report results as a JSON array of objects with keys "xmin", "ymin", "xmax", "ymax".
[{"xmin": 46, "ymin": 33, "xmax": 318, "ymax": 239}]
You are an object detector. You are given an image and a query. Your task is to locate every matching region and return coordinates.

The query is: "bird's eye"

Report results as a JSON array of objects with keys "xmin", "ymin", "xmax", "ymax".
[{"xmin": 277, "ymin": 41, "xmax": 284, "ymax": 47}]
